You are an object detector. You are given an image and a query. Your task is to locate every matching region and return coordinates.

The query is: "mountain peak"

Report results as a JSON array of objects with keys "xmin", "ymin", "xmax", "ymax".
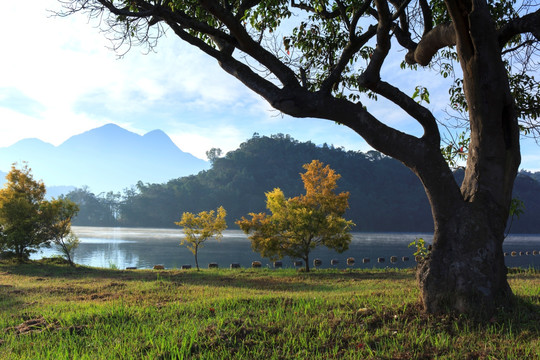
[
  {"xmin": 77, "ymin": 123, "xmax": 136, "ymax": 138},
  {"xmin": 7, "ymin": 137, "xmax": 54, "ymax": 149},
  {"xmin": 143, "ymin": 129, "xmax": 171, "ymax": 142},
  {"xmin": 144, "ymin": 129, "xmax": 168, "ymax": 137},
  {"xmin": 98, "ymin": 123, "xmax": 124, "ymax": 131},
  {"xmin": 0, "ymin": 124, "xmax": 209, "ymax": 193}
]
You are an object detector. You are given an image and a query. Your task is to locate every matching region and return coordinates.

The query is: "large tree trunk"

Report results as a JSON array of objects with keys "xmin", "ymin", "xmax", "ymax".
[
  {"xmin": 416, "ymin": 205, "xmax": 513, "ymax": 315},
  {"xmin": 414, "ymin": 0, "xmax": 521, "ymax": 316}
]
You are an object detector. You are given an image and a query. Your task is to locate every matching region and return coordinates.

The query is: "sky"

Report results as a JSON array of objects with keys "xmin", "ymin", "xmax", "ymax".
[{"xmin": 1, "ymin": 0, "xmax": 538, "ymax": 171}]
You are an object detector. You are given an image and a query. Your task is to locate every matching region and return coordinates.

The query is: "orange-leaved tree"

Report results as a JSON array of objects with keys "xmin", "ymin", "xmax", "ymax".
[
  {"xmin": 237, "ymin": 160, "xmax": 354, "ymax": 272},
  {"xmin": 176, "ymin": 206, "xmax": 227, "ymax": 271}
]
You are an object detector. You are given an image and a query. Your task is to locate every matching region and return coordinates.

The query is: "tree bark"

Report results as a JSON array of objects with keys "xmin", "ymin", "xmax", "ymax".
[
  {"xmin": 416, "ymin": 205, "xmax": 513, "ymax": 315},
  {"xmin": 413, "ymin": 0, "xmax": 521, "ymax": 316}
]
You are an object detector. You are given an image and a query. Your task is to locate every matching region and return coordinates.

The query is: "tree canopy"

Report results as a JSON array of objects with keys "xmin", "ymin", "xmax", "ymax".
[
  {"xmin": 0, "ymin": 164, "xmax": 78, "ymax": 261},
  {"xmin": 237, "ymin": 160, "xmax": 354, "ymax": 271},
  {"xmin": 65, "ymin": 187, "xmax": 118, "ymax": 226},
  {"xmin": 58, "ymin": 0, "xmax": 539, "ymax": 133}
]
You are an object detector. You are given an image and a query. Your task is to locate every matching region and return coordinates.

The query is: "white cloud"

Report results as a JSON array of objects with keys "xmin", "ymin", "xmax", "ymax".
[
  {"xmin": 170, "ymin": 124, "xmax": 246, "ymax": 160},
  {"xmin": 0, "ymin": 106, "xmax": 106, "ymax": 147},
  {"xmin": 1, "ymin": 0, "xmax": 537, "ymax": 172},
  {"xmin": 0, "ymin": 0, "xmax": 265, "ymax": 150}
]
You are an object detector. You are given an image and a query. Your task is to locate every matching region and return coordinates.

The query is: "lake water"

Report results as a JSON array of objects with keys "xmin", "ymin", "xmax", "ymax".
[{"xmin": 32, "ymin": 226, "xmax": 540, "ymax": 270}]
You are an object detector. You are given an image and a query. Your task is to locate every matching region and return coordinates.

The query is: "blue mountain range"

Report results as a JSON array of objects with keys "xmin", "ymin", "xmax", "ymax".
[{"xmin": 0, "ymin": 124, "xmax": 209, "ymax": 194}]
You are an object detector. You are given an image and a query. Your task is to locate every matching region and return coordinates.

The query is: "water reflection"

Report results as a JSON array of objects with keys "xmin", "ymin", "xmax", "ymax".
[{"xmin": 32, "ymin": 226, "xmax": 540, "ymax": 270}]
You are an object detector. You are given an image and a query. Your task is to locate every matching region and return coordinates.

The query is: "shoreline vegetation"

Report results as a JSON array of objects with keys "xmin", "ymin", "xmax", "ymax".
[{"xmin": 1, "ymin": 259, "xmax": 538, "ymax": 359}]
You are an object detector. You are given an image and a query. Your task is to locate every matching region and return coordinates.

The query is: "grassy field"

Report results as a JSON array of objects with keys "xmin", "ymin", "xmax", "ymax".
[{"xmin": 0, "ymin": 259, "xmax": 538, "ymax": 359}]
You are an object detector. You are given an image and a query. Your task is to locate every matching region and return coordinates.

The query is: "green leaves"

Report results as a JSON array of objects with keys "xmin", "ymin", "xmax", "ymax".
[
  {"xmin": 177, "ymin": 206, "xmax": 227, "ymax": 248},
  {"xmin": 509, "ymin": 73, "xmax": 540, "ymax": 122},
  {"xmin": 506, "ymin": 197, "xmax": 525, "ymax": 237},
  {"xmin": 0, "ymin": 164, "xmax": 78, "ymax": 261},
  {"xmin": 449, "ymin": 78, "xmax": 467, "ymax": 113},
  {"xmin": 441, "ymin": 131, "xmax": 470, "ymax": 169},
  {"xmin": 412, "ymin": 86, "xmax": 430, "ymax": 104},
  {"xmin": 247, "ymin": 0, "xmax": 291, "ymax": 32},
  {"xmin": 408, "ymin": 237, "xmax": 430, "ymax": 260},
  {"xmin": 509, "ymin": 198, "xmax": 525, "ymax": 219}
]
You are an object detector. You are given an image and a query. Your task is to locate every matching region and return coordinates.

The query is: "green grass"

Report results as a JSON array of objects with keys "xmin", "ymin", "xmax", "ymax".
[{"xmin": 0, "ymin": 260, "xmax": 538, "ymax": 359}]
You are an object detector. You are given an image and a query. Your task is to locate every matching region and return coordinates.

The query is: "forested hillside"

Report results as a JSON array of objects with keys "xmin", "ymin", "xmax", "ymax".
[{"xmin": 66, "ymin": 134, "xmax": 540, "ymax": 233}]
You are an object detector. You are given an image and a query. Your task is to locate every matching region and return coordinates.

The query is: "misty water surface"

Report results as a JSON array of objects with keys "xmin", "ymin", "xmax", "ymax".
[{"xmin": 33, "ymin": 226, "xmax": 540, "ymax": 270}]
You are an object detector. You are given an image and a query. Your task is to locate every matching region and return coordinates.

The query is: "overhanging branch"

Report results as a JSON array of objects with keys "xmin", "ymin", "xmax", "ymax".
[
  {"xmin": 198, "ymin": 0, "xmax": 300, "ymax": 88},
  {"xmin": 166, "ymin": 21, "xmax": 284, "ymax": 104},
  {"xmin": 498, "ymin": 9, "xmax": 540, "ymax": 47},
  {"xmin": 372, "ymin": 81, "xmax": 440, "ymax": 144},
  {"xmin": 401, "ymin": 8, "xmax": 540, "ymax": 66},
  {"xmin": 404, "ymin": 22, "xmax": 456, "ymax": 66}
]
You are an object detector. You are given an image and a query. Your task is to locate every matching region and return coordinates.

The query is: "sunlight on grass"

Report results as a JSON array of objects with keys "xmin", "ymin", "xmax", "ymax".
[{"xmin": 0, "ymin": 262, "xmax": 538, "ymax": 359}]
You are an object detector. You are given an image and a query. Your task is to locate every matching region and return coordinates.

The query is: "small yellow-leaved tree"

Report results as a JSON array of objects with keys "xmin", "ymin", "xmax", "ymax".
[
  {"xmin": 237, "ymin": 160, "xmax": 355, "ymax": 272},
  {"xmin": 176, "ymin": 206, "xmax": 227, "ymax": 270}
]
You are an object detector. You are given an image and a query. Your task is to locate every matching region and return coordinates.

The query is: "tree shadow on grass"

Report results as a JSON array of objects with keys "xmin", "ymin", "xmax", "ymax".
[
  {"xmin": 2, "ymin": 260, "xmax": 538, "ymax": 340},
  {"xmin": 0, "ymin": 266, "xmax": 417, "ymax": 319},
  {"xmin": 0, "ymin": 284, "xmax": 25, "ymax": 312},
  {"xmin": 503, "ymin": 295, "xmax": 540, "ymax": 334},
  {"xmin": 0, "ymin": 260, "xmax": 415, "ymax": 292}
]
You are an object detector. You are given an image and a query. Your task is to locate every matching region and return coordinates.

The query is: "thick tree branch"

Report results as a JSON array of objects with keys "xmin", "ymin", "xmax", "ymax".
[
  {"xmin": 89, "ymin": 0, "xmax": 234, "ymax": 45},
  {"xmin": 319, "ymin": 97, "xmax": 438, "ymax": 177},
  {"xmin": 419, "ymin": 0, "xmax": 433, "ymax": 35},
  {"xmin": 235, "ymin": 0, "xmax": 263, "ymax": 20},
  {"xmin": 397, "ymin": 1, "xmax": 474, "ymax": 68},
  {"xmin": 384, "ymin": 0, "xmax": 413, "ymax": 50},
  {"xmin": 357, "ymin": 0, "xmax": 393, "ymax": 85},
  {"xmin": 351, "ymin": 1, "xmax": 373, "ymax": 38},
  {"xmin": 290, "ymin": 0, "xmax": 340, "ymax": 19},
  {"xmin": 399, "ymin": 7, "xmax": 539, "ymax": 66},
  {"xmin": 166, "ymin": 21, "xmax": 284, "ymax": 106},
  {"xmin": 335, "ymin": 0, "xmax": 351, "ymax": 29},
  {"xmin": 445, "ymin": 0, "xmax": 474, "ymax": 61},
  {"xmin": 393, "ymin": 24, "xmax": 417, "ymax": 51},
  {"xmin": 371, "ymin": 81, "xmax": 440, "ymax": 144},
  {"xmin": 91, "ymin": 0, "xmax": 301, "ymax": 89},
  {"xmin": 320, "ymin": 25, "xmax": 378, "ymax": 93},
  {"xmin": 353, "ymin": 0, "xmax": 440, "ymax": 147},
  {"xmin": 389, "ymin": 0, "xmax": 412, "ymax": 22},
  {"xmin": 389, "ymin": 0, "xmax": 408, "ymax": 33},
  {"xmin": 404, "ymin": 22, "xmax": 456, "ymax": 65},
  {"xmin": 156, "ymin": 7, "xmax": 236, "ymax": 44},
  {"xmin": 198, "ymin": 0, "xmax": 301, "ymax": 89},
  {"xmin": 498, "ymin": 8, "xmax": 540, "ymax": 47}
]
